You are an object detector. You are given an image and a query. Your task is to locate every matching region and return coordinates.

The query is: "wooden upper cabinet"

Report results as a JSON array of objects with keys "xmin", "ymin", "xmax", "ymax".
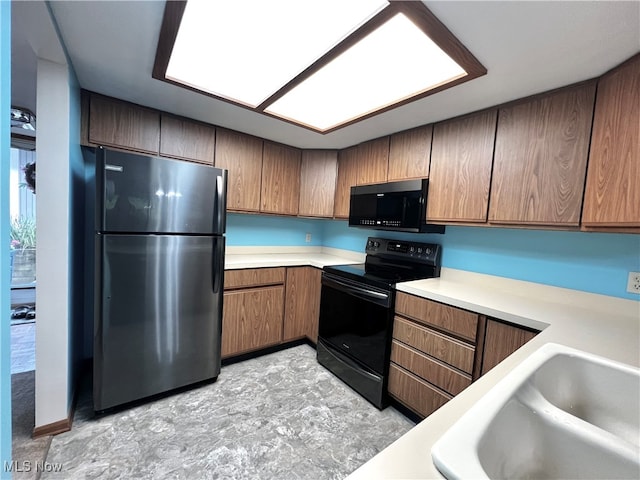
[
  {"xmin": 388, "ymin": 125, "xmax": 432, "ymax": 181},
  {"xmin": 357, "ymin": 136, "xmax": 390, "ymax": 185},
  {"xmin": 159, "ymin": 114, "xmax": 215, "ymax": 165},
  {"xmin": 489, "ymin": 83, "xmax": 596, "ymax": 226},
  {"xmin": 214, "ymin": 128, "xmax": 263, "ymax": 212},
  {"xmin": 299, "ymin": 150, "xmax": 338, "ymax": 218},
  {"xmin": 427, "ymin": 110, "xmax": 497, "ymax": 223},
  {"xmin": 261, "ymin": 142, "xmax": 301, "ymax": 215},
  {"xmin": 582, "ymin": 55, "xmax": 640, "ymax": 228},
  {"xmin": 334, "ymin": 145, "xmax": 360, "ymax": 218},
  {"xmin": 89, "ymin": 94, "xmax": 160, "ymax": 154}
]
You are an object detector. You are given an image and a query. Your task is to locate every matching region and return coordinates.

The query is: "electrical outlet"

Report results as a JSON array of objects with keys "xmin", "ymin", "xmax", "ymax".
[
  {"xmin": 305, "ymin": 233, "xmax": 312, "ymax": 243},
  {"xmin": 627, "ymin": 272, "xmax": 640, "ymax": 294}
]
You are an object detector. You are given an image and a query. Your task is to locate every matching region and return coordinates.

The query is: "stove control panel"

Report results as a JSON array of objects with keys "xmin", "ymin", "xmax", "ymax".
[{"xmin": 365, "ymin": 237, "xmax": 441, "ymax": 265}]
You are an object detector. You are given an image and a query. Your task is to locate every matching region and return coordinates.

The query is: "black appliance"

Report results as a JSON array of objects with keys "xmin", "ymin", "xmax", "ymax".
[
  {"xmin": 317, "ymin": 237, "xmax": 441, "ymax": 409},
  {"xmin": 85, "ymin": 146, "xmax": 227, "ymax": 411},
  {"xmin": 349, "ymin": 179, "xmax": 445, "ymax": 233}
]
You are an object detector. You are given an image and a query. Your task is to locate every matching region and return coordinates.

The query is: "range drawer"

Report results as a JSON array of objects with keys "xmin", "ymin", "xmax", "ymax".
[
  {"xmin": 388, "ymin": 364, "xmax": 452, "ymax": 418},
  {"xmin": 391, "ymin": 340, "xmax": 471, "ymax": 396},
  {"xmin": 395, "ymin": 292, "xmax": 478, "ymax": 342},
  {"xmin": 224, "ymin": 267, "xmax": 286, "ymax": 289},
  {"xmin": 393, "ymin": 316, "xmax": 475, "ymax": 374}
]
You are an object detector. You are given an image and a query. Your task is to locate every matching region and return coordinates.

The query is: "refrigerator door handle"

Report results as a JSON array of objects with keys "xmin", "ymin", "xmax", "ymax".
[
  {"xmin": 213, "ymin": 238, "xmax": 225, "ymax": 295},
  {"xmin": 215, "ymin": 170, "xmax": 228, "ymax": 234}
]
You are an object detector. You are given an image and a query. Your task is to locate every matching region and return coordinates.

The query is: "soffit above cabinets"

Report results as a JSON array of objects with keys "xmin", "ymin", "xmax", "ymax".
[{"xmin": 45, "ymin": 1, "xmax": 640, "ymax": 149}]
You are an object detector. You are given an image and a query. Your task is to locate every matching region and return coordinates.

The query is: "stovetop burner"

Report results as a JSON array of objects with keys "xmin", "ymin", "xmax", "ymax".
[{"xmin": 323, "ymin": 237, "xmax": 441, "ymax": 290}]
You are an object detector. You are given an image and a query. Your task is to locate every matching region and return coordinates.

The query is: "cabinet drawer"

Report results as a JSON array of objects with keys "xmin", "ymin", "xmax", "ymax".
[
  {"xmin": 224, "ymin": 268, "xmax": 286, "ymax": 289},
  {"xmin": 391, "ymin": 340, "xmax": 471, "ymax": 396},
  {"xmin": 395, "ymin": 292, "xmax": 478, "ymax": 342},
  {"xmin": 393, "ymin": 316, "xmax": 475, "ymax": 374},
  {"xmin": 388, "ymin": 364, "xmax": 451, "ymax": 418}
]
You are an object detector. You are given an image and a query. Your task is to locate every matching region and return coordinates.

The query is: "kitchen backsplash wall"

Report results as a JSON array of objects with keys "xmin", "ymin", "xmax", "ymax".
[
  {"xmin": 322, "ymin": 220, "xmax": 640, "ymax": 301},
  {"xmin": 227, "ymin": 213, "xmax": 640, "ymax": 300},
  {"xmin": 226, "ymin": 213, "xmax": 325, "ymax": 247}
]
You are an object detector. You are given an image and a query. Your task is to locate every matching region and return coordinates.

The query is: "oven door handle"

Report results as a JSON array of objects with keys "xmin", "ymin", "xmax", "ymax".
[
  {"xmin": 319, "ymin": 340, "xmax": 382, "ymax": 382},
  {"xmin": 322, "ymin": 273, "xmax": 390, "ymax": 307}
]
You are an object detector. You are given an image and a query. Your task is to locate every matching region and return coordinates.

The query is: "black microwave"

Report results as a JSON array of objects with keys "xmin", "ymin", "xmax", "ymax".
[{"xmin": 348, "ymin": 179, "xmax": 444, "ymax": 233}]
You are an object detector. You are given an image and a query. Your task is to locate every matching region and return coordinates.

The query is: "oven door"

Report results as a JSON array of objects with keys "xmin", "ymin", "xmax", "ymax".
[{"xmin": 318, "ymin": 272, "xmax": 393, "ymax": 375}]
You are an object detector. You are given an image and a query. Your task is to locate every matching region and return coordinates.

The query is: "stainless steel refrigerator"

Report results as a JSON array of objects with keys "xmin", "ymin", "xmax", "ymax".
[{"xmin": 91, "ymin": 147, "xmax": 227, "ymax": 411}]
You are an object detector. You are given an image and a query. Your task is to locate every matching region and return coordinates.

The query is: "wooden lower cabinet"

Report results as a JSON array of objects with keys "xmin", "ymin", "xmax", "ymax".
[
  {"xmin": 390, "ymin": 292, "xmax": 478, "ymax": 419},
  {"xmin": 222, "ymin": 266, "xmax": 322, "ymax": 359},
  {"xmin": 222, "ymin": 285, "xmax": 284, "ymax": 358},
  {"xmin": 388, "ymin": 364, "xmax": 452, "ymax": 418},
  {"xmin": 284, "ymin": 267, "xmax": 321, "ymax": 343},
  {"xmin": 480, "ymin": 318, "xmax": 538, "ymax": 375}
]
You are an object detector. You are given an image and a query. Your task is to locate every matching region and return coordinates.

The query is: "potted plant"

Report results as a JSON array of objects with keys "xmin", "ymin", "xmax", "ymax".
[{"xmin": 10, "ymin": 216, "xmax": 36, "ymax": 285}]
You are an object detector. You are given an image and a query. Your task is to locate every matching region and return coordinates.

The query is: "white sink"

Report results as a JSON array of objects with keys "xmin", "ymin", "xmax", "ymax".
[{"xmin": 432, "ymin": 343, "xmax": 640, "ymax": 479}]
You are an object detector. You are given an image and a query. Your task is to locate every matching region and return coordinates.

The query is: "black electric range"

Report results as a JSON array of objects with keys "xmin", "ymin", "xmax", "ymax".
[{"xmin": 317, "ymin": 237, "xmax": 441, "ymax": 409}]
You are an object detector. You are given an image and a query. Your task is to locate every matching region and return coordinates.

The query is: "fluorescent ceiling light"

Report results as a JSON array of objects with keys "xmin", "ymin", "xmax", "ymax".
[
  {"xmin": 266, "ymin": 13, "xmax": 467, "ymax": 131},
  {"xmin": 166, "ymin": 0, "xmax": 387, "ymax": 107},
  {"xmin": 156, "ymin": 1, "xmax": 486, "ymax": 133}
]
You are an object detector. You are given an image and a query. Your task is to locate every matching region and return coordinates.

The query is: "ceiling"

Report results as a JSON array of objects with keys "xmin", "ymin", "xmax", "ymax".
[{"xmin": 13, "ymin": 1, "xmax": 640, "ymax": 149}]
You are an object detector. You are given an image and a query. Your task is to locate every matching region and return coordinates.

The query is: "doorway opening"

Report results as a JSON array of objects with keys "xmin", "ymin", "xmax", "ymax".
[{"xmin": 10, "ymin": 145, "xmax": 36, "ymax": 375}]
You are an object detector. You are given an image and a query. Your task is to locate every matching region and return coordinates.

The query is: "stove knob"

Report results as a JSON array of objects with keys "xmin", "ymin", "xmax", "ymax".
[
  {"xmin": 374, "ymin": 241, "xmax": 380, "ymax": 248},
  {"xmin": 409, "ymin": 246, "xmax": 415, "ymax": 253},
  {"xmin": 367, "ymin": 240, "xmax": 373, "ymax": 248},
  {"xmin": 425, "ymin": 248, "xmax": 432, "ymax": 255},
  {"xmin": 417, "ymin": 247, "xmax": 423, "ymax": 254}
]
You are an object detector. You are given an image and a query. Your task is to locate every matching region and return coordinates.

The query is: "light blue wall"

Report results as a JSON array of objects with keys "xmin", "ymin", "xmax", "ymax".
[
  {"xmin": 226, "ymin": 213, "xmax": 324, "ymax": 247},
  {"xmin": 0, "ymin": 1, "xmax": 11, "ymax": 475},
  {"xmin": 227, "ymin": 213, "xmax": 640, "ymax": 300},
  {"xmin": 323, "ymin": 220, "xmax": 640, "ymax": 301}
]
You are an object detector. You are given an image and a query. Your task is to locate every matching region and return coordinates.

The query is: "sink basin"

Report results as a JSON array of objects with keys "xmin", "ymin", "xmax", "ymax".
[{"xmin": 432, "ymin": 343, "xmax": 640, "ymax": 479}]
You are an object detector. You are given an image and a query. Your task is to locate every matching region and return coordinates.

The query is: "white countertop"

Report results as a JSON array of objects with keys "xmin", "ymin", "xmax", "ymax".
[
  {"xmin": 224, "ymin": 246, "xmax": 364, "ymax": 270},
  {"xmin": 347, "ymin": 267, "xmax": 640, "ymax": 480}
]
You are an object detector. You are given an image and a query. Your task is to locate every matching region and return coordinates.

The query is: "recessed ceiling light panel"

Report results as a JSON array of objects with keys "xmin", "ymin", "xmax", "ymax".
[
  {"xmin": 166, "ymin": 0, "xmax": 387, "ymax": 107},
  {"xmin": 154, "ymin": 0, "xmax": 486, "ymax": 133},
  {"xmin": 265, "ymin": 13, "xmax": 467, "ymax": 131}
]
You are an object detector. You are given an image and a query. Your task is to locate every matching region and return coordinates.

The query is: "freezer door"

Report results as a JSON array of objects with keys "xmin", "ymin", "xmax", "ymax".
[
  {"xmin": 94, "ymin": 234, "xmax": 224, "ymax": 411},
  {"xmin": 97, "ymin": 147, "xmax": 227, "ymax": 234}
]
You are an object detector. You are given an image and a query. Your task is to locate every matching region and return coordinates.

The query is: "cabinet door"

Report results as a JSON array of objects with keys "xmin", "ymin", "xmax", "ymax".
[
  {"xmin": 388, "ymin": 125, "xmax": 432, "ymax": 181},
  {"xmin": 214, "ymin": 128, "xmax": 263, "ymax": 212},
  {"xmin": 334, "ymin": 146, "xmax": 359, "ymax": 218},
  {"xmin": 284, "ymin": 267, "xmax": 322, "ymax": 342},
  {"xmin": 489, "ymin": 83, "xmax": 595, "ymax": 226},
  {"xmin": 298, "ymin": 150, "xmax": 338, "ymax": 218},
  {"xmin": 583, "ymin": 56, "xmax": 640, "ymax": 228},
  {"xmin": 89, "ymin": 95, "xmax": 160, "ymax": 154},
  {"xmin": 261, "ymin": 142, "xmax": 301, "ymax": 215},
  {"xmin": 159, "ymin": 114, "xmax": 215, "ymax": 165},
  {"xmin": 221, "ymin": 286, "xmax": 284, "ymax": 358},
  {"xmin": 481, "ymin": 319, "xmax": 537, "ymax": 375},
  {"xmin": 357, "ymin": 136, "xmax": 389, "ymax": 185},
  {"xmin": 427, "ymin": 110, "xmax": 497, "ymax": 223}
]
